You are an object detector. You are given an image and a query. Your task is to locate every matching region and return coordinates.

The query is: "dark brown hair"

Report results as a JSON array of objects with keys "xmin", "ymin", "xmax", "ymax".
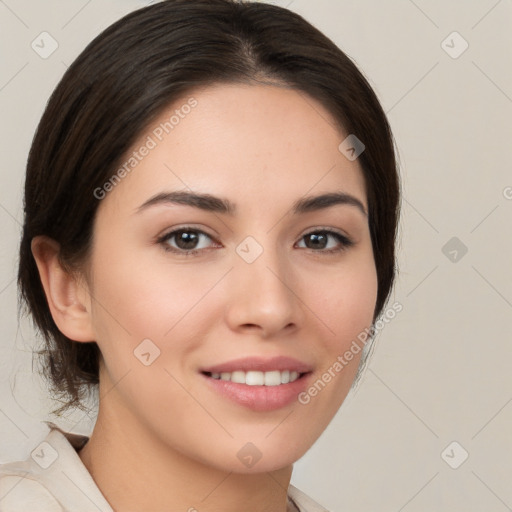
[{"xmin": 18, "ymin": 0, "xmax": 400, "ymax": 414}]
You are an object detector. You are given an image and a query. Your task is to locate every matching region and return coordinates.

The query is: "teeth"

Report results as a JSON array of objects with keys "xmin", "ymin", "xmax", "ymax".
[{"xmin": 208, "ymin": 370, "xmax": 301, "ymax": 385}]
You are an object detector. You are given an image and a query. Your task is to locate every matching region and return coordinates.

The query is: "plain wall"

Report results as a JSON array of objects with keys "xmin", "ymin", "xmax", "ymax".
[{"xmin": 1, "ymin": 1, "xmax": 511, "ymax": 510}]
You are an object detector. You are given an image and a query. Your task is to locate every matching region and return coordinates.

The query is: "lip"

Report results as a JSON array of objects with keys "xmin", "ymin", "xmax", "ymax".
[
  {"xmin": 199, "ymin": 356, "xmax": 313, "ymax": 412},
  {"xmin": 199, "ymin": 356, "xmax": 313, "ymax": 374},
  {"xmin": 201, "ymin": 373, "xmax": 312, "ymax": 412}
]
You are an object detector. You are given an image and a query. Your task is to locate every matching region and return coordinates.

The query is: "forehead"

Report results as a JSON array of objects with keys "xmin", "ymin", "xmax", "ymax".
[{"xmin": 101, "ymin": 83, "xmax": 367, "ymax": 216}]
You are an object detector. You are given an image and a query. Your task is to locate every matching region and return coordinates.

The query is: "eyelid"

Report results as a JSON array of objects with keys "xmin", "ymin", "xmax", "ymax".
[
  {"xmin": 301, "ymin": 225, "xmax": 351, "ymax": 240},
  {"xmin": 156, "ymin": 223, "xmax": 216, "ymax": 239},
  {"xmin": 157, "ymin": 224, "xmax": 351, "ymax": 241}
]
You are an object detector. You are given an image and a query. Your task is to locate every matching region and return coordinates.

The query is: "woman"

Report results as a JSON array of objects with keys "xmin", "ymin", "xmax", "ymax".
[{"xmin": 0, "ymin": 0, "xmax": 400, "ymax": 510}]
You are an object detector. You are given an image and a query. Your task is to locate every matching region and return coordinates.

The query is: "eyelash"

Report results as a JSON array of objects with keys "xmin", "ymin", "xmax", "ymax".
[{"xmin": 156, "ymin": 226, "xmax": 354, "ymax": 257}]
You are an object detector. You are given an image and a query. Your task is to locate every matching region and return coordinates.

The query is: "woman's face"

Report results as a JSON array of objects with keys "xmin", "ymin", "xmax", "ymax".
[{"xmin": 84, "ymin": 83, "xmax": 377, "ymax": 473}]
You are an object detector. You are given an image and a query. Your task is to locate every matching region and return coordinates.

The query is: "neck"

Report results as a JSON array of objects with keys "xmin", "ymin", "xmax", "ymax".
[{"xmin": 78, "ymin": 380, "xmax": 294, "ymax": 512}]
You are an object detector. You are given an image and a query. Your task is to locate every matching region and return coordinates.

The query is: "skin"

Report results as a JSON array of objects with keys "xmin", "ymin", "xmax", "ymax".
[{"xmin": 32, "ymin": 83, "xmax": 378, "ymax": 512}]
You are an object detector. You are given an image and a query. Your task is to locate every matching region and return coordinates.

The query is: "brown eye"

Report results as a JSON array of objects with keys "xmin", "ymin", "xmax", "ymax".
[
  {"xmin": 298, "ymin": 230, "xmax": 354, "ymax": 253},
  {"xmin": 158, "ymin": 228, "xmax": 217, "ymax": 255}
]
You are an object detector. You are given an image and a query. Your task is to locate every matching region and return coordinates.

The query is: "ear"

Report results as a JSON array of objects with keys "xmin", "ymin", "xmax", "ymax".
[{"xmin": 31, "ymin": 235, "xmax": 95, "ymax": 342}]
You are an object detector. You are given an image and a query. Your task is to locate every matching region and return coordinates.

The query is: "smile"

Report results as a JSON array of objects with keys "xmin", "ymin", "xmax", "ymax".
[
  {"xmin": 201, "ymin": 370, "xmax": 311, "ymax": 411},
  {"xmin": 204, "ymin": 370, "xmax": 302, "ymax": 386}
]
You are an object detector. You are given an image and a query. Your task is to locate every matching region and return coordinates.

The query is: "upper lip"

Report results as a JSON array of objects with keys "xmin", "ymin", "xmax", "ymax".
[{"xmin": 200, "ymin": 356, "xmax": 313, "ymax": 374}]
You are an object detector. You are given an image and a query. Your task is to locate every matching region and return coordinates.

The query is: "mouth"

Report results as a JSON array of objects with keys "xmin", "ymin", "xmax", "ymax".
[
  {"xmin": 199, "ymin": 356, "xmax": 313, "ymax": 411},
  {"xmin": 201, "ymin": 369, "xmax": 306, "ymax": 386}
]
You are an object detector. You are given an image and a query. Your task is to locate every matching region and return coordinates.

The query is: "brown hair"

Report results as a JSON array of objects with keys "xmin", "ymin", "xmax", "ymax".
[{"xmin": 18, "ymin": 0, "xmax": 400, "ymax": 414}]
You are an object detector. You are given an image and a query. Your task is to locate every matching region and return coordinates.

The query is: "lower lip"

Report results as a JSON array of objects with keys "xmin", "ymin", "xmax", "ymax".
[{"xmin": 201, "ymin": 372, "xmax": 312, "ymax": 412}]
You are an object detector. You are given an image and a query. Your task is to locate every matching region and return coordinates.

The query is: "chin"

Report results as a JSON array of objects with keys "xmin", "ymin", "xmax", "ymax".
[{"xmin": 200, "ymin": 429, "xmax": 316, "ymax": 475}]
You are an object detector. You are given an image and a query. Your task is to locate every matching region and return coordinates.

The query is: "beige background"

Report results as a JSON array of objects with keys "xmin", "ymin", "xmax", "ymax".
[{"xmin": 1, "ymin": 1, "xmax": 511, "ymax": 510}]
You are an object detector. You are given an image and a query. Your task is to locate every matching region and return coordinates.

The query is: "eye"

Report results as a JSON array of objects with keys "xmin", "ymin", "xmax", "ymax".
[
  {"xmin": 296, "ymin": 229, "xmax": 354, "ymax": 253},
  {"xmin": 157, "ymin": 226, "xmax": 354, "ymax": 257},
  {"xmin": 157, "ymin": 227, "xmax": 218, "ymax": 256}
]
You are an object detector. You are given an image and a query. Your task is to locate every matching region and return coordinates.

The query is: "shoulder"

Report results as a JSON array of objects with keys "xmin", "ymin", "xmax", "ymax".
[
  {"xmin": 288, "ymin": 483, "xmax": 331, "ymax": 512},
  {"xmin": 0, "ymin": 422, "xmax": 111, "ymax": 512},
  {"xmin": 1, "ymin": 422, "xmax": 62, "ymax": 511},
  {"xmin": 0, "ymin": 461, "xmax": 63, "ymax": 511}
]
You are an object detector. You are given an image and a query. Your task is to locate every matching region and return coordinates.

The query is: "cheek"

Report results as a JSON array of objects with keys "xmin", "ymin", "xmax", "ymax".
[
  {"xmin": 312, "ymin": 253, "xmax": 378, "ymax": 350},
  {"xmin": 86, "ymin": 242, "xmax": 231, "ymax": 396},
  {"xmin": 285, "ymin": 254, "xmax": 378, "ymax": 451},
  {"xmin": 307, "ymin": 252, "xmax": 378, "ymax": 391},
  {"xmin": 89, "ymin": 230, "xmax": 377, "ymax": 368}
]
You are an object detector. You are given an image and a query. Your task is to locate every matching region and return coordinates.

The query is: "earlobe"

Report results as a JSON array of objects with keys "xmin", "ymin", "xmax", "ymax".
[{"xmin": 31, "ymin": 235, "xmax": 95, "ymax": 342}]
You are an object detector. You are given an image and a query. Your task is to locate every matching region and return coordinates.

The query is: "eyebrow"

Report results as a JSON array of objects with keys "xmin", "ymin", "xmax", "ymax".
[{"xmin": 135, "ymin": 190, "xmax": 367, "ymax": 217}]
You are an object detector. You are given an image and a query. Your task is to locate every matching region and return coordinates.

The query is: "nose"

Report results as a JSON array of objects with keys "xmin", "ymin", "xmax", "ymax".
[{"xmin": 224, "ymin": 244, "xmax": 301, "ymax": 338}]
